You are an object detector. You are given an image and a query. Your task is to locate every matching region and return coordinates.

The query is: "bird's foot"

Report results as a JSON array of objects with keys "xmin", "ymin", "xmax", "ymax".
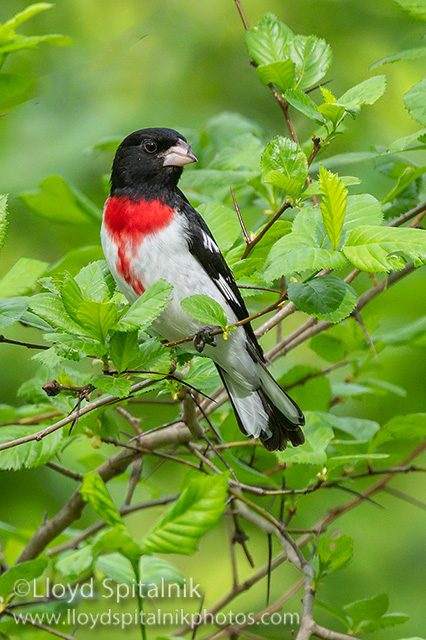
[{"xmin": 193, "ymin": 327, "xmax": 218, "ymax": 353}]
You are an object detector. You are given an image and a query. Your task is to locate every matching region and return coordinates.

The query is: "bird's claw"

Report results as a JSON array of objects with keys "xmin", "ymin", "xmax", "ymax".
[{"xmin": 194, "ymin": 327, "xmax": 218, "ymax": 353}]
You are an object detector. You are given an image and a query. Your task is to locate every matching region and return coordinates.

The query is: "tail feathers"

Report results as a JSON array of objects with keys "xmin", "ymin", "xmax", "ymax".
[{"xmin": 216, "ymin": 364, "xmax": 305, "ymax": 452}]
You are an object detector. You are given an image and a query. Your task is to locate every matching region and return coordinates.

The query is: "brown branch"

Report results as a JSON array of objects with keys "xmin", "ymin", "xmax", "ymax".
[
  {"xmin": 231, "ymin": 187, "xmax": 249, "ymax": 242},
  {"xmin": 3, "ymin": 608, "xmax": 75, "ymax": 640},
  {"xmin": 241, "ymin": 202, "xmax": 292, "ymax": 259},
  {"xmin": 0, "ymin": 334, "xmax": 49, "ymax": 351}
]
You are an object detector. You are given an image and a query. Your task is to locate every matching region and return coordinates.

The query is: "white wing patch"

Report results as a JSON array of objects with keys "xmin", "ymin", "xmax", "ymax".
[
  {"xmin": 202, "ymin": 231, "xmax": 220, "ymax": 253},
  {"xmin": 217, "ymin": 273, "xmax": 238, "ymax": 305}
]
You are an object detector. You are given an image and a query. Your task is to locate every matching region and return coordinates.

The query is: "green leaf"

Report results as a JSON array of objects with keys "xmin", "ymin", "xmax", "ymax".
[
  {"xmin": 197, "ymin": 203, "xmax": 242, "ymax": 251},
  {"xmin": 0, "ymin": 557, "xmax": 47, "ymax": 600},
  {"xmin": 141, "ymin": 475, "xmax": 227, "ymax": 555},
  {"xmin": 285, "ymin": 89, "xmax": 324, "ymax": 124},
  {"xmin": 244, "ymin": 14, "xmax": 293, "ymax": 65},
  {"xmin": 59, "ymin": 273, "xmax": 84, "ymax": 322},
  {"xmin": 375, "ymin": 316, "xmax": 426, "ymax": 345},
  {"xmin": 278, "ymin": 411, "xmax": 334, "ymax": 464},
  {"xmin": 0, "ymin": 74, "xmax": 36, "ymax": 111},
  {"xmin": 0, "ymin": 425, "xmax": 63, "ymax": 470},
  {"xmin": 319, "ymin": 166, "xmax": 348, "ymax": 250},
  {"xmin": 371, "ymin": 46, "xmax": 426, "ymax": 68},
  {"xmin": 21, "ymin": 176, "xmax": 102, "ymax": 224},
  {"xmin": 261, "ymin": 136, "xmax": 308, "ymax": 198},
  {"xmin": 29, "ymin": 292, "xmax": 83, "ymax": 333},
  {"xmin": 303, "ymin": 176, "xmax": 361, "ymax": 197},
  {"xmin": 339, "ymin": 75, "xmax": 387, "ymax": 109},
  {"xmin": 280, "ymin": 365, "xmax": 332, "ymax": 412},
  {"xmin": 76, "ymin": 301, "xmax": 118, "ymax": 343},
  {"xmin": 0, "ymin": 34, "xmax": 72, "ymax": 55},
  {"xmin": 181, "ymin": 295, "xmax": 227, "ymax": 329},
  {"xmin": 0, "ymin": 258, "xmax": 48, "ymax": 298},
  {"xmin": 317, "ymin": 102, "xmax": 346, "ymax": 126},
  {"xmin": 116, "ymin": 279, "xmax": 173, "ymax": 332},
  {"xmin": 256, "ymin": 60, "xmax": 296, "ymax": 90},
  {"xmin": 75, "ymin": 261, "xmax": 115, "ymax": 302},
  {"xmin": 288, "ymin": 275, "xmax": 357, "ymax": 323},
  {"xmin": 48, "ymin": 246, "xmax": 105, "ymax": 276},
  {"xmin": 344, "ymin": 593, "xmax": 389, "ymax": 625},
  {"xmin": 382, "ymin": 165, "xmax": 426, "ymax": 204},
  {"xmin": 92, "ymin": 375, "xmax": 132, "ymax": 397},
  {"xmin": 0, "ymin": 195, "xmax": 7, "ymax": 253},
  {"xmin": 394, "ymin": 0, "xmax": 426, "ymax": 21},
  {"xmin": 96, "ymin": 552, "xmax": 134, "ymax": 585},
  {"xmin": 141, "ymin": 555, "xmax": 185, "ymax": 595},
  {"xmin": 93, "ymin": 526, "xmax": 142, "ymax": 564},
  {"xmin": 55, "ymin": 546, "xmax": 93, "ymax": 579},
  {"xmin": 322, "ymin": 414, "xmax": 380, "ymax": 442},
  {"xmin": 0, "ymin": 297, "xmax": 28, "ymax": 330},
  {"xmin": 404, "ymin": 79, "xmax": 426, "ymax": 125},
  {"xmin": 3, "ymin": 3, "xmax": 53, "ymax": 30},
  {"xmin": 360, "ymin": 613, "xmax": 410, "ymax": 632},
  {"xmin": 342, "ymin": 225, "xmax": 426, "ymax": 272},
  {"xmin": 80, "ymin": 471, "xmax": 125, "ymax": 528},
  {"xmin": 344, "ymin": 194, "xmax": 383, "ymax": 231},
  {"xmin": 315, "ymin": 534, "xmax": 353, "ymax": 582},
  {"xmin": 265, "ymin": 207, "xmax": 348, "ymax": 278},
  {"xmin": 109, "ymin": 331, "xmax": 140, "ymax": 372},
  {"xmin": 289, "ymin": 35, "xmax": 332, "ymax": 90}
]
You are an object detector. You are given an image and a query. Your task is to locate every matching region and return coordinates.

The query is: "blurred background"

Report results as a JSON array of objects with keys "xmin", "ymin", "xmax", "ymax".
[{"xmin": 0, "ymin": 0, "xmax": 425, "ymax": 638}]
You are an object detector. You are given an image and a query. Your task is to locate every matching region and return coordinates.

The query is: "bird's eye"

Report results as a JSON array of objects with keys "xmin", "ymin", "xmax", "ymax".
[{"xmin": 142, "ymin": 140, "xmax": 158, "ymax": 153}]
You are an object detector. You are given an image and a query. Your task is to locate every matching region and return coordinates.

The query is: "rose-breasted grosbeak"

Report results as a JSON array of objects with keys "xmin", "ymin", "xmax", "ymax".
[{"xmin": 101, "ymin": 127, "xmax": 304, "ymax": 451}]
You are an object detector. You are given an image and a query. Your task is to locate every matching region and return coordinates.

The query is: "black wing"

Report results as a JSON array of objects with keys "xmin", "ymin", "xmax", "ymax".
[{"xmin": 180, "ymin": 199, "xmax": 264, "ymax": 361}]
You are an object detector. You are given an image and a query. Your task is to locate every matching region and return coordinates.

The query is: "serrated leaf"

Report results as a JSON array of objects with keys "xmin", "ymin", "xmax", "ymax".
[
  {"xmin": 371, "ymin": 46, "xmax": 426, "ymax": 68},
  {"xmin": 181, "ymin": 294, "xmax": 227, "ymax": 329},
  {"xmin": 96, "ymin": 552, "xmax": 134, "ymax": 585},
  {"xmin": 20, "ymin": 176, "xmax": 101, "ymax": 224},
  {"xmin": 319, "ymin": 166, "xmax": 348, "ymax": 250},
  {"xmin": 141, "ymin": 475, "xmax": 227, "ymax": 555},
  {"xmin": 80, "ymin": 471, "xmax": 125, "ymax": 528},
  {"xmin": 257, "ymin": 60, "xmax": 296, "ymax": 90},
  {"xmin": 75, "ymin": 261, "xmax": 115, "ymax": 302},
  {"xmin": 342, "ymin": 225, "xmax": 426, "ymax": 272},
  {"xmin": 288, "ymin": 275, "xmax": 357, "ymax": 323},
  {"xmin": 109, "ymin": 331, "xmax": 140, "ymax": 372},
  {"xmin": 0, "ymin": 297, "xmax": 28, "ymax": 329},
  {"xmin": 0, "ymin": 557, "xmax": 47, "ymax": 600},
  {"xmin": 285, "ymin": 89, "xmax": 324, "ymax": 124},
  {"xmin": 60, "ymin": 272, "xmax": 84, "ymax": 322},
  {"xmin": 244, "ymin": 14, "xmax": 293, "ymax": 65},
  {"xmin": 116, "ymin": 279, "xmax": 173, "ymax": 332},
  {"xmin": 315, "ymin": 535, "xmax": 353, "ymax": 582},
  {"xmin": 317, "ymin": 102, "xmax": 346, "ymax": 125},
  {"xmin": 30, "ymin": 292, "xmax": 84, "ymax": 333},
  {"xmin": 0, "ymin": 425, "xmax": 63, "ymax": 470},
  {"xmin": 404, "ymin": 79, "xmax": 426, "ymax": 125},
  {"xmin": 344, "ymin": 194, "xmax": 383, "ymax": 231},
  {"xmin": 339, "ymin": 75, "xmax": 387, "ymax": 109},
  {"xmin": 261, "ymin": 136, "xmax": 308, "ymax": 198},
  {"xmin": 0, "ymin": 258, "xmax": 48, "ymax": 298},
  {"xmin": 394, "ymin": 0, "xmax": 426, "ymax": 21},
  {"xmin": 265, "ymin": 207, "xmax": 348, "ymax": 278},
  {"xmin": 360, "ymin": 613, "xmax": 410, "ymax": 632},
  {"xmin": 289, "ymin": 34, "xmax": 332, "ymax": 90},
  {"xmin": 92, "ymin": 375, "xmax": 132, "ymax": 397},
  {"xmin": 76, "ymin": 300, "xmax": 117, "ymax": 343}
]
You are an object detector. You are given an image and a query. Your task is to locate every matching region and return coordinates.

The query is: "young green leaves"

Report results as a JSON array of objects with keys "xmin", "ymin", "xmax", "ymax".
[
  {"xmin": 261, "ymin": 136, "xmax": 308, "ymax": 200},
  {"xmin": 319, "ymin": 166, "xmax": 348, "ymax": 250},
  {"xmin": 245, "ymin": 14, "xmax": 331, "ymax": 92}
]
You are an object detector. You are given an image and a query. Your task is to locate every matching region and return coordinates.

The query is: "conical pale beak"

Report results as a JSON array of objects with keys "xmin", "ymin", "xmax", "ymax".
[{"xmin": 162, "ymin": 139, "xmax": 198, "ymax": 167}]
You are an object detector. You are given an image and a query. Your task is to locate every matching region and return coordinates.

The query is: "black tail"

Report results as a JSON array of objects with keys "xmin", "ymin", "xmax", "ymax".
[{"xmin": 216, "ymin": 364, "xmax": 305, "ymax": 452}]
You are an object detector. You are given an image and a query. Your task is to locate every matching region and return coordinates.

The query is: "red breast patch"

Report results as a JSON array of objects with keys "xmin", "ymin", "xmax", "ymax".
[{"xmin": 104, "ymin": 196, "xmax": 175, "ymax": 295}]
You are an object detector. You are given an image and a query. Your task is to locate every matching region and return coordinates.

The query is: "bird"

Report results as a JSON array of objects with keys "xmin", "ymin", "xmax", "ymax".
[{"xmin": 101, "ymin": 127, "xmax": 305, "ymax": 451}]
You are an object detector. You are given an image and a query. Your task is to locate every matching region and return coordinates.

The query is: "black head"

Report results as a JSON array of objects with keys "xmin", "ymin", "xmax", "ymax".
[{"xmin": 110, "ymin": 127, "xmax": 197, "ymax": 198}]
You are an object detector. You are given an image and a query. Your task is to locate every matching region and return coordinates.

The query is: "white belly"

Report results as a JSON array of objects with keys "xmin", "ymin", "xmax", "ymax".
[{"xmin": 101, "ymin": 215, "xmax": 258, "ymax": 386}]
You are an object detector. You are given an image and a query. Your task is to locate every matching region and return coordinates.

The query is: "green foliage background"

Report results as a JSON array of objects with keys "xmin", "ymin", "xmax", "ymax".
[{"xmin": 0, "ymin": 1, "xmax": 425, "ymax": 638}]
